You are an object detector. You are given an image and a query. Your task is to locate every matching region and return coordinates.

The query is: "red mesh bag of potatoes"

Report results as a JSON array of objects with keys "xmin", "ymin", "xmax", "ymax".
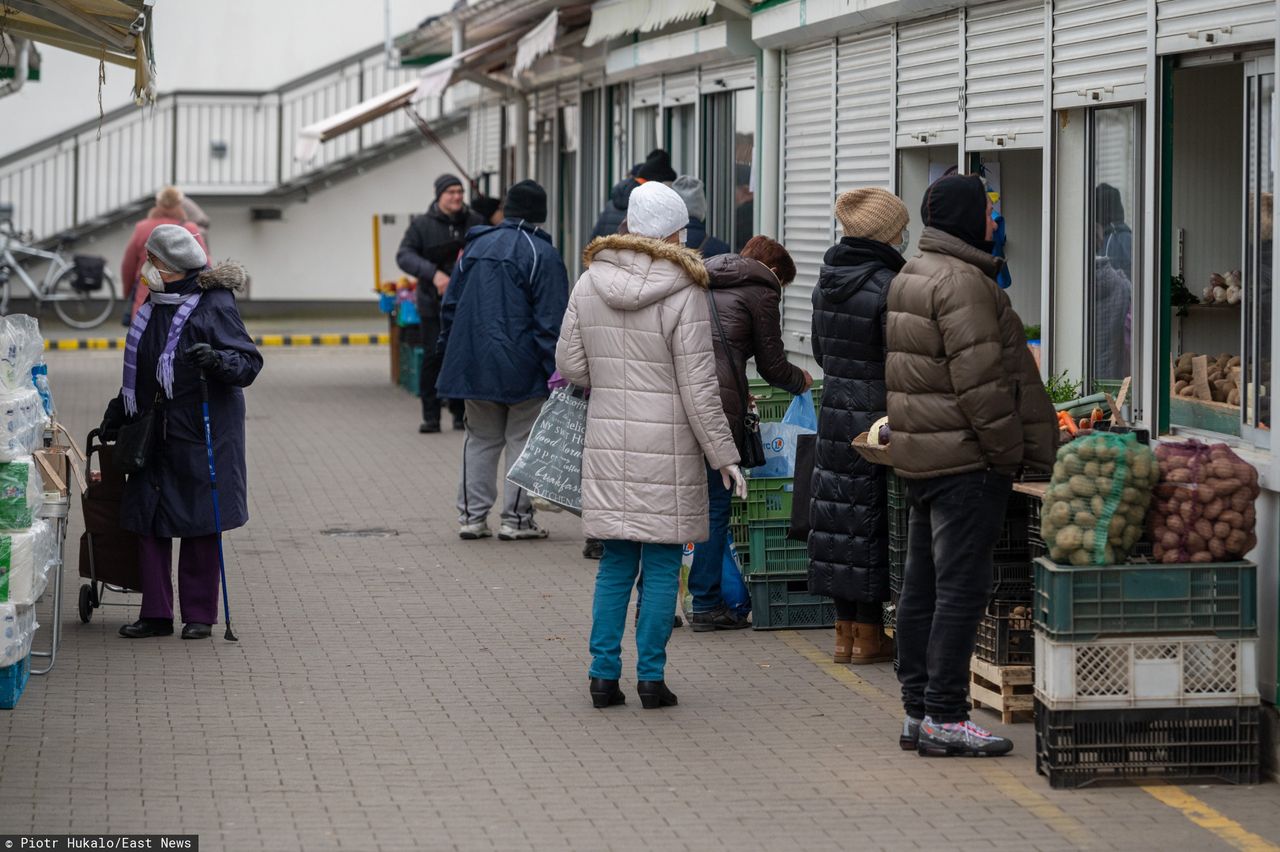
[{"xmin": 1149, "ymin": 440, "xmax": 1259, "ymax": 563}]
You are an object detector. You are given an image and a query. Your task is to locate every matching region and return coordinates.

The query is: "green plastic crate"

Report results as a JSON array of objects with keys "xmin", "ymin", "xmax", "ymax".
[
  {"xmin": 398, "ymin": 343, "xmax": 423, "ymax": 395},
  {"xmin": 749, "ymin": 378, "xmax": 823, "ymax": 422},
  {"xmin": 1033, "ymin": 557, "xmax": 1257, "ymax": 642},
  {"xmin": 742, "ymin": 476, "xmax": 793, "ymax": 522},
  {"xmin": 729, "ymin": 499, "xmax": 750, "ymax": 565},
  {"xmin": 748, "ymin": 573, "xmax": 835, "ymax": 630},
  {"xmin": 745, "ymin": 519, "xmax": 808, "ymax": 577}
]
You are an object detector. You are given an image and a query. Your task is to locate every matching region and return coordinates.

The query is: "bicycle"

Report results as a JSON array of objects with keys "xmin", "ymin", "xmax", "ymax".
[{"xmin": 0, "ymin": 205, "xmax": 118, "ymax": 330}]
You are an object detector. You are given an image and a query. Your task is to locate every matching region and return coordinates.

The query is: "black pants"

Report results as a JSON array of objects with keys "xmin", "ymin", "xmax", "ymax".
[
  {"xmin": 419, "ymin": 314, "xmax": 464, "ymax": 425},
  {"xmin": 896, "ymin": 470, "xmax": 1011, "ymax": 723},
  {"xmin": 833, "ymin": 598, "xmax": 882, "ymax": 623}
]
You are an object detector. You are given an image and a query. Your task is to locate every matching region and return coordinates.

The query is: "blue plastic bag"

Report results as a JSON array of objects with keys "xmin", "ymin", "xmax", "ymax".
[
  {"xmin": 755, "ymin": 391, "xmax": 817, "ymax": 477},
  {"xmin": 397, "ymin": 298, "xmax": 421, "ymax": 327},
  {"xmin": 722, "ymin": 531, "xmax": 750, "ymax": 617}
]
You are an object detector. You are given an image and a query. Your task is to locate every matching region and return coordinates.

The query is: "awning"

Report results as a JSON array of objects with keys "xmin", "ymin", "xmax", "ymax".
[
  {"xmin": 582, "ymin": 0, "xmax": 717, "ymax": 47},
  {"xmin": 295, "ymin": 33, "xmax": 518, "ymax": 163},
  {"xmin": 514, "ymin": 10, "xmax": 558, "ymax": 75},
  {"xmin": 0, "ymin": 0, "xmax": 156, "ymax": 102}
]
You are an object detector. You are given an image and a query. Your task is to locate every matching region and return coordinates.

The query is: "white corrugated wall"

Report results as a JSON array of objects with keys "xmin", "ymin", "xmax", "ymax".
[
  {"xmin": 835, "ymin": 29, "xmax": 894, "ymax": 189},
  {"xmin": 966, "ymin": 0, "xmax": 1047, "ymax": 150}
]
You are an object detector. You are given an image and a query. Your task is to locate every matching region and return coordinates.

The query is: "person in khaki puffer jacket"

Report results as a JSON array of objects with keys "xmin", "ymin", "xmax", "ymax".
[
  {"xmin": 885, "ymin": 174, "xmax": 1055, "ymax": 758},
  {"xmin": 557, "ymin": 181, "xmax": 746, "ymax": 712}
]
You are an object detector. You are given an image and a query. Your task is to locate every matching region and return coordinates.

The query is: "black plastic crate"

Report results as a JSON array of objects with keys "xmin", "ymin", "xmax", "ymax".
[
  {"xmin": 974, "ymin": 598, "xmax": 1034, "ymax": 667},
  {"xmin": 994, "ymin": 495, "xmax": 1031, "ymax": 562},
  {"xmin": 1027, "ymin": 497, "xmax": 1047, "ymax": 560},
  {"xmin": 991, "ymin": 560, "xmax": 1033, "ymax": 598},
  {"xmin": 1035, "ymin": 701, "xmax": 1261, "ymax": 789},
  {"xmin": 888, "ymin": 471, "xmax": 908, "ymax": 590}
]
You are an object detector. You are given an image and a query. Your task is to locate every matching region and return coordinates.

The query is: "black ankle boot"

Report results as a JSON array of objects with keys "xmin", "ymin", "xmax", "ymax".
[
  {"xmin": 636, "ymin": 680, "xmax": 678, "ymax": 709},
  {"xmin": 589, "ymin": 677, "xmax": 625, "ymax": 708}
]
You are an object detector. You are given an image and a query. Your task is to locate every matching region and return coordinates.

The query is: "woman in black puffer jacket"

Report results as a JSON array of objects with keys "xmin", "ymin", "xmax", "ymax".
[{"xmin": 809, "ymin": 188, "xmax": 910, "ymax": 665}]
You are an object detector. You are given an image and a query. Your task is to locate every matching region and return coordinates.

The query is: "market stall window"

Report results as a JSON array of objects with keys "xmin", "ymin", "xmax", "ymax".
[
  {"xmin": 701, "ymin": 88, "xmax": 756, "ymax": 252},
  {"xmin": 1165, "ymin": 56, "xmax": 1273, "ymax": 445},
  {"xmin": 578, "ymin": 89, "xmax": 605, "ymax": 260},
  {"xmin": 665, "ymin": 103, "xmax": 696, "ymax": 177},
  {"xmin": 632, "ymin": 105, "xmax": 658, "ymax": 164},
  {"xmin": 897, "ymin": 145, "xmax": 959, "ymax": 257},
  {"xmin": 1087, "ymin": 105, "xmax": 1140, "ymax": 404}
]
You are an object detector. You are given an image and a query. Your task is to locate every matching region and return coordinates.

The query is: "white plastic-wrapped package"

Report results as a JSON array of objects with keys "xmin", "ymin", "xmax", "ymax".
[
  {"xmin": 0, "ymin": 388, "xmax": 43, "ymax": 462},
  {"xmin": 0, "ymin": 457, "xmax": 42, "ymax": 531},
  {"xmin": 0, "ymin": 315, "xmax": 44, "ymax": 396},
  {"xmin": 0, "ymin": 602, "xmax": 37, "ymax": 667},
  {"xmin": 0, "ymin": 519, "xmax": 56, "ymax": 605}
]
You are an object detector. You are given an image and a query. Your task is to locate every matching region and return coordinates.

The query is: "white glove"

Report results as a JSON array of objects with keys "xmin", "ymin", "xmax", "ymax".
[{"xmin": 720, "ymin": 464, "xmax": 747, "ymax": 500}]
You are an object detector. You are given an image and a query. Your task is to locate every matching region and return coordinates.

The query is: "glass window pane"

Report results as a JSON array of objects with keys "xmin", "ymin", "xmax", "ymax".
[
  {"xmin": 665, "ymin": 104, "xmax": 695, "ymax": 176},
  {"xmin": 1246, "ymin": 72, "xmax": 1273, "ymax": 432},
  {"xmin": 1089, "ymin": 106, "xmax": 1138, "ymax": 397},
  {"xmin": 734, "ymin": 88, "xmax": 755, "ymax": 251},
  {"xmin": 632, "ymin": 106, "xmax": 658, "ymax": 164}
]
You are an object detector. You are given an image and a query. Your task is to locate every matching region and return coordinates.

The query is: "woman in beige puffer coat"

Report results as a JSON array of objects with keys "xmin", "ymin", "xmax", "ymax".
[{"xmin": 557, "ymin": 181, "xmax": 745, "ymax": 711}]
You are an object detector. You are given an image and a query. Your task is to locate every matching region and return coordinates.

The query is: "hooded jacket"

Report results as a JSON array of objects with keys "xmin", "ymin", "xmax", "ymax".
[
  {"xmin": 396, "ymin": 201, "xmax": 484, "ymax": 319},
  {"xmin": 115, "ymin": 263, "xmax": 263, "ymax": 539},
  {"xmin": 885, "ymin": 228, "xmax": 1056, "ymax": 479},
  {"xmin": 556, "ymin": 234, "xmax": 739, "ymax": 544},
  {"xmin": 590, "ymin": 178, "xmax": 638, "ymax": 241},
  {"xmin": 807, "ymin": 238, "xmax": 902, "ymax": 603},
  {"xmin": 436, "ymin": 220, "xmax": 570, "ymax": 404},
  {"xmin": 704, "ymin": 254, "xmax": 806, "ymax": 450}
]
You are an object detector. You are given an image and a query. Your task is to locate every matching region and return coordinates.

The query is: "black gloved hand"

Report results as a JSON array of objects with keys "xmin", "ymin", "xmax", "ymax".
[
  {"xmin": 99, "ymin": 395, "xmax": 126, "ymax": 441},
  {"xmin": 184, "ymin": 342, "xmax": 222, "ymax": 371}
]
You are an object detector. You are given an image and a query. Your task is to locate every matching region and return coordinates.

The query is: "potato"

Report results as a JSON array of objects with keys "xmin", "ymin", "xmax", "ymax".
[
  {"xmin": 1166, "ymin": 514, "xmax": 1185, "ymax": 534},
  {"xmin": 1230, "ymin": 490, "xmax": 1252, "ymax": 512},
  {"xmin": 1075, "ymin": 511, "xmax": 1097, "ymax": 528},
  {"xmin": 1109, "ymin": 514, "xmax": 1127, "ymax": 538},
  {"xmin": 1243, "ymin": 506, "xmax": 1256, "ymax": 528},
  {"xmin": 1203, "ymin": 498, "xmax": 1225, "ymax": 521},
  {"xmin": 1053, "ymin": 461, "xmax": 1067, "ymax": 481},
  {"xmin": 1084, "ymin": 460, "xmax": 1101, "ymax": 478},
  {"xmin": 1174, "ymin": 380, "xmax": 1189, "ymax": 394},
  {"xmin": 1194, "ymin": 483, "xmax": 1217, "ymax": 503},
  {"xmin": 1213, "ymin": 521, "xmax": 1231, "ymax": 539},
  {"xmin": 1186, "ymin": 532, "xmax": 1207, "ymax": 553},
  {"xmin": 1049, "ymin": 501, "xmax": 1072, "ymax": 526},
  {"xmin": 1055, "ymin": 525, "xmax": 1083, "ymax": 549},
  {"xmin": 1190, "ymin": 551, "xmax": 1214, "ymax": 563},
  {"xmin": 1167, "ymin": 468, "xmax": 1192, "ymax": 483},
  {"xmin": 1070, "ymin": 475, "xmax": 1096, "ymax": 497},
  {"xmin": 1070, "ymin": 548, "xmax": 1093, "ymax": 566},
  {"xmin": 1194, "ymin": 518, "xmax": 1215, "ymax": 540},
  {"xmin": 1163, "ymin": 550, "xmax": 1183, "ymax": 564},
  {"xmin": 1091, "ymin": 495, "xmax": 1106, "ymax": 517},
  {"xmin": 1225, "ymin": 529, "xmax": 1249, "ymax": 554}
]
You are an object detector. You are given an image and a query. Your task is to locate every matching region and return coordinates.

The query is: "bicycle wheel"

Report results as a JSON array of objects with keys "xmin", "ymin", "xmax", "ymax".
[{"xmin": 50, "ymin": 265, "xmax": 116, "ymax": 329}]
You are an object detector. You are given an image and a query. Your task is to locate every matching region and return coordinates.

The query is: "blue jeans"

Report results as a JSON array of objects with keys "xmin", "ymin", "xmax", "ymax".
[
  {"xmin": 896, "ymin": 470, "xmax": 1012, "ymax": 723},
  {"xmin": 589, "ymin": 540, "xmax": 682, "ymax": 682},
  {"xmin": 687, "ymin": 464, "xmax": 732, "ymax": 613}
]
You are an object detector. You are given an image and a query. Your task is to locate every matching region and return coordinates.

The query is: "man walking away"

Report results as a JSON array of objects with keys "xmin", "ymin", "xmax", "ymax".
[
  {"xmin": 437, "ymin": 181, "xmax": 569, "ymax": 541},
  {"xmin": 885, "ymin": 174, "xmax": 1055, "ymax": 757},
  {"xmin": 396, "ymin": 173, "xmax": 483, "ymax": 434},
  {"xmin": 672, "ymin": 176, "xmax": 731, "ymax": 258}
]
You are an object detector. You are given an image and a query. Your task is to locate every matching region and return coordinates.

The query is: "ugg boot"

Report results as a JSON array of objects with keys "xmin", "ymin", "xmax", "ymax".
[
  {"xmin": 850, "ymin": 622, "xmax": 894, "ymax": 664},
  {"xmin": 833, "ymin": 620, "xmax": 855, "ymax": 663}
]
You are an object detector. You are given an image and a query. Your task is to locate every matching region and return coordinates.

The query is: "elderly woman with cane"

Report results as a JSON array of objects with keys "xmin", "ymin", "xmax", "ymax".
[{"xmin": 101, "ymin": 225, "xmax": 263, "ymax": 640}]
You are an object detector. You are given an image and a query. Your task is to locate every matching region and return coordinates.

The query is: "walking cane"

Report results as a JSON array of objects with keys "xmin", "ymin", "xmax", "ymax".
[{"xmin": 198, "ymin": 372, "xmax": 238, "ymax": 641}]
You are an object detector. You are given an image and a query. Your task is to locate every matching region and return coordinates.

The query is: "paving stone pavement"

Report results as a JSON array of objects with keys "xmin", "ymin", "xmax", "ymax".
[{"xmin": 1, "ymin": 347, "xmax": 1277, "ymax": 852}]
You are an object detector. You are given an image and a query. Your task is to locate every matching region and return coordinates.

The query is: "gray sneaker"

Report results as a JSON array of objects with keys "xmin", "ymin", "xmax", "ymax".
[
  {"xmin": 899, "ymin": 715, "xmax": 922, "ymax": 751},
  {"xmin": 916, "ymin": 717, "xmax": 1013, "ymax": 757},
  {"xmin": 459, "ymin": 521, "xmax": 491, "ymax": 540}
]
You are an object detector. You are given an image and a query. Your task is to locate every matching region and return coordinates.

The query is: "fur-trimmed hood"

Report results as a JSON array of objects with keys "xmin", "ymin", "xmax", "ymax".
[
  {"xmin": 197, "ymin": 261, "xmax": 247, "ymax": 291},
  {"xmin": 581, "ymin": 233, "xmax": 708, "ymax": 312}
]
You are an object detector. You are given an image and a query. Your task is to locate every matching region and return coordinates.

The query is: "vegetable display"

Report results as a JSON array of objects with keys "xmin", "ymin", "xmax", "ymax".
[
  {"xmin": 1149, "ymin": 440, "xmax": 1259, "ymax": 563},
  {"xmin": 1173, "ymin": 352, "xmax": 1241, "ymax": 406},
  {"xmin": 1041, "ymin": 432, "xmax": 1157, "ymax": 566}
]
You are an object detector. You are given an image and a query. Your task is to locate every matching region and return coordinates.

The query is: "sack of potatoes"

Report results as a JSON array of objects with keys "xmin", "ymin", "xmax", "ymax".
[
  {"xmin": 1041, "ymin": 432, "xmax": 1157, "ymax": 566},
  {"xmin": 1149, "ymin": 440, "xmax": 1259, "ymax": 563}
]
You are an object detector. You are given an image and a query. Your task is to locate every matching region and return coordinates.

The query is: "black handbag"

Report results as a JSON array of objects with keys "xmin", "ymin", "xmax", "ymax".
[
  {"xmin": 707, "ymin": 292, "xmax": 766, "ymax": 469},
  {"xmin": 788, "ymin": 433, "xmax": 817, "ymax": 542},
  {"xmin": 113, "ymin": 395, "xmax": 162, "ymax": 474}
]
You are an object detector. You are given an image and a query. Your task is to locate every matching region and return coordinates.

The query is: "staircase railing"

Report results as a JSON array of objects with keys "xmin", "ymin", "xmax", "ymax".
[{"xmin": 0, "ymin": 43, "xmax": 425, "ymax": 240}]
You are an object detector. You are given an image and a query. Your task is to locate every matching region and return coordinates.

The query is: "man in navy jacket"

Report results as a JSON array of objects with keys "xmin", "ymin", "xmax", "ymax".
[{"xmin": 438, "ymin": 180, "xmax": 569, "ymax": 541}]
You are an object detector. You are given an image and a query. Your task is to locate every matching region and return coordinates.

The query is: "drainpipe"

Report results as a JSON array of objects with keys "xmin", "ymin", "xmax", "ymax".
[
  {"xmin": 0, "ymin": 38, "xmax": 31, "ymax": 98},
  {"xmin": 759, "ymin": 47, "xmax": 781, "ymax": 239}
]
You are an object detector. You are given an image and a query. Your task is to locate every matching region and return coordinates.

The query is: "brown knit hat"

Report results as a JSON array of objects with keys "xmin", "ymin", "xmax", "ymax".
[{"xmin": 834, "ymin": 187, "xmax": 909, "ymax": 244}]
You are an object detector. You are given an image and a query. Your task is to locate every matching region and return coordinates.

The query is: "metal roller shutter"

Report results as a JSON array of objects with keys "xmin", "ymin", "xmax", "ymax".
[
  {"xmin": 966, "ymin": 0, "xmax": 1047, "ymax": 150},
  {"xmin": 835, "ymin": 29, "xmax": 893, "ymax": 189},
  {"xmin": 781, "ymin": 41, "xmax": 835, "ymax": 353},
  {"xmin": 896, "ymin": 14, "xmax": 962, "ymax": 147},
  {"xmin": 663, "ymin": 69, "xmax": 699, "ymax": 106},
  {"xmin": 632, "ymin": 76, "xmax": 661, "ymax": 107},
  {"xmin": 469, "ymin": 104, "xmax": 504, "ymax": 179},
  {"xmin": 700, "ymin": 59, "xmax": 755, "ymax": 93},
  {"xmin": 1156, "ymin": 0, "xmax": 1274, "ymax": 54},
  {"xmin": 535, "ymin": 86, "xmax": 558, "ymax": 120},
  {"xmin": 1052, "ymin": 0, "xmax": 1148, "ymax": 108}
]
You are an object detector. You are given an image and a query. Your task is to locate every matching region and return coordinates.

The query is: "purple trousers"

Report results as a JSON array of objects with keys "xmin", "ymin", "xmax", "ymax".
[{"xmin": 138, "ymin": 534, "xmax": 220, "ymax": 625}]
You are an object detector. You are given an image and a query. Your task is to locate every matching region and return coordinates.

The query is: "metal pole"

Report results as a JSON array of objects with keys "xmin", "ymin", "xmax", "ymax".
[{"xmin": 759, "ymin": 48, "xmax": 781, "ymax": 239}]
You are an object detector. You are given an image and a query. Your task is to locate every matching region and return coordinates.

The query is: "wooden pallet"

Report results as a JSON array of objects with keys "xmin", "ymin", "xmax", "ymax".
[{"xmin": 969, "ymin": 655, "xmax": 1034, "ymax": 724}]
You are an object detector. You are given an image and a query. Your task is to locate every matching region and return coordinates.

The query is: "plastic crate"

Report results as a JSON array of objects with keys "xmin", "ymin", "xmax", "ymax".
[
  {"xmin": 991, "ymin": 561, "xmax": 1034, "ymax": 599},
  {"xmin": 1034, "ymin": 558, "xmax": 1257, "ymax": 641},
  {"xmin": 975, "ymin": 599, "xmax": 1034, "ymax": 667},
  {"xmin": 1027, "ymin": 497, "xmax": 1046, "ymax": 560},
  {"xmin": 0, "ymin": 654, "xmax": 30, "ymax": 709},
  {"xmin": 1034, "ymin": 700, "xmax": 1261, "ymax": 789},
  {"xmin": 742, "ymin": 476, "xmax": 793, "ymax": 523},
  {"xmin": 994, "ymin": 495, "xmax": 1031, "ymax": 562},
  {"xmin": 747, "ymin": 573, "xmax": 835, "ymax": 630},
  {"xmin": 745, "ymin": 520, "xmax": 808, "ymax": 577},
  {"xmin": 398, "ymin": 344, "xmax": 423, "ymax": 395},
  {"xmin": 1035, "ymin": 633, "xmax": 1258, "ymax": 711},
  {"xmin": 749, "ymin": 380, "xmax": 824, "ymax": 423},
  {"xmin": 888, "ymin": 471, "xmax": 909, "ymax": 589}
]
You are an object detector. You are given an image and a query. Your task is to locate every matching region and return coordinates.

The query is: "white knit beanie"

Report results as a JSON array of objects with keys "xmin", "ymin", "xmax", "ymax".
[{"xmin": 627, "ymin": 181, "xmax": 690, "ymax": 239}]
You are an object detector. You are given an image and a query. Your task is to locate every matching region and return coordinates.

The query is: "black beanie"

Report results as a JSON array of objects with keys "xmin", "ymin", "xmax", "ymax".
[
  {"xmin": 920, "ymin": 174, "xmax": 989, "ymax": 252},
  {"xmin": 637, "ymin": 149, "xmax": 677, "ymax": 183},
  {"xmin": 471, "ymin": 195, "xmax": 501, "ymax": 221},
  {"xmin": 434, "ymin": 173, "xmax": 463, "ymax": 199},
  {"xmin": 503, "ymin": 180, "xmax": 548, "ymax": 224}
]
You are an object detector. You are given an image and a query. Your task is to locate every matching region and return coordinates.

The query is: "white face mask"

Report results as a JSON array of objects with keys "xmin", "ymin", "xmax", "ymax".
[
  {"xmin": 894, "ymin": 228, "xmax": 910, "ymax": 255},
  {"xmin": 679, "ymin": 228, "xmax": 688, "ymax": 244},
  {"xmin": 140, "ymin": 261, "xmax": 166, "ymax": 293}
]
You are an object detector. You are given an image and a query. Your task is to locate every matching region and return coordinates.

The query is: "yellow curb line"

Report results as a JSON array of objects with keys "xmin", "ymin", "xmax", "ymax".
[
  {"xmin": 777, "ymin": 630, "xmax": 1095, "ymax": 849},
  {"xmin": 1141, "ymin": 783, "xmax": 1280, "ymax": 852}
]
